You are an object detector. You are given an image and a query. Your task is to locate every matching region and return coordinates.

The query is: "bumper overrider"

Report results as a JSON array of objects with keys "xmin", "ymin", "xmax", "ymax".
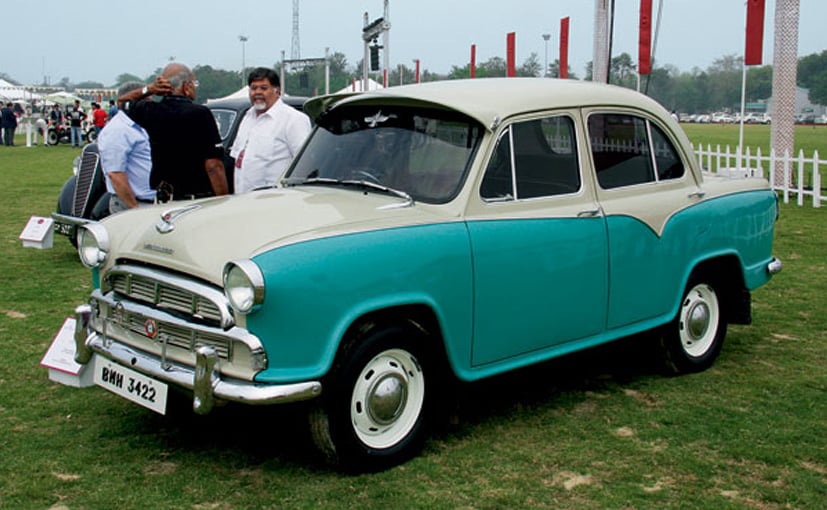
[{"xmin": 73, "ymin": 295, "xmax": 322, "ymax": 415}]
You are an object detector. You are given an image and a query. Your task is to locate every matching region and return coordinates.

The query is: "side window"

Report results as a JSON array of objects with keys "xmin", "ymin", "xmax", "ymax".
[
  {"xmin": 588, "ymin": 114, "xmax": 654, "ymax": 189},
  {"xmin": 588, "ymin": 113, "xmax": 685, "ymax": 189},
  {"xmin": 650, "ymin": 123, "xmax": 685, "ymax": 180},
  {"xmin": 481, "ymin": 115, "xmax": 580, "ymax": 201}
]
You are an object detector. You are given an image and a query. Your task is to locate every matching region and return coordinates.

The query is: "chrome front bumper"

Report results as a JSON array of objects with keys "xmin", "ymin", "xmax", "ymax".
[
  {"xmin": 767, "ymin": 257, "xmax": 783, "ymax": 275},
  {"xmin": 73, "ymin": 304, "xmax": 322, "ymax": 414}
]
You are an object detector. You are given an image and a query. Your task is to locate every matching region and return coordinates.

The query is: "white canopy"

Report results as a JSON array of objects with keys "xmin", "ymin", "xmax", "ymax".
[
  {"xmin": 0, "ymin": 78, "xmax": 42, "ymax": 102},
  {"xmin": 334, "ymin": 78, "xmax": 384, "ymax": 94}
]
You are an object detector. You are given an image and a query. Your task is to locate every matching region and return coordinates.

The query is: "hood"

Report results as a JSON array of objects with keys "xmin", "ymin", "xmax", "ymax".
[{"xmin": 100, "ymin": 187, "xmax": 452, "ymax": 284}]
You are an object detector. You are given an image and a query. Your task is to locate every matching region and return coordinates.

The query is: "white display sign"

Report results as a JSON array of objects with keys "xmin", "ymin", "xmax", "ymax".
[
  {"xmin": 40, "ymin": 317, "xmax": 95, "ymax": 387},
  {"xmin": 19, "ymin": 216, "xmax": 54, "ymax": 249}
]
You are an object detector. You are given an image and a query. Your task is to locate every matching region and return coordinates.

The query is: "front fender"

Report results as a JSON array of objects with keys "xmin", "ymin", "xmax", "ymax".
[{"xmin": 246, "ymin": 223, "xmax": 474, "ymax": 384}]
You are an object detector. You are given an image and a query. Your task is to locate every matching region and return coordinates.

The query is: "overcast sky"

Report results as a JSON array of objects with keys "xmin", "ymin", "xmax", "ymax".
[{"xmin": 2, "ymin": 0, "xmax": 824, "ymax": 87}]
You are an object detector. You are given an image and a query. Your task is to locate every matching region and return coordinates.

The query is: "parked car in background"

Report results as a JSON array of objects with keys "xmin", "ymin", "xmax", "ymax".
[
  {"xmin": 743, "ymin": 112, "xmax": 771, "ymax": 124},
  {"xmin": 69, "ymin": 78, "xmax": 781, "ymax": 472},
  {"xmin": 52, "ymin": 95, "xmax": 309, "ymax": 241},
  {"xmin": 52, "ymin": 144, "xmax": 111, "ymax": 246}
]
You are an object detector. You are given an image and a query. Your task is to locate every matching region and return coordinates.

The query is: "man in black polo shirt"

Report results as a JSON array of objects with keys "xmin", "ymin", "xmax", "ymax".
[{"xmin": 119, "ymin": 63, "xmax": 228, "ymax": 201}]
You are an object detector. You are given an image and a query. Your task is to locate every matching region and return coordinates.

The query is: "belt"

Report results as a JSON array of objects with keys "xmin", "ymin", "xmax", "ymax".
[
  {"xmin": 173, "ymin": 192, "xmax": 215, "ymax": 201},
  {"xmin": 137, "ymin": 198, "xmax": 155, "ymax": 204}
]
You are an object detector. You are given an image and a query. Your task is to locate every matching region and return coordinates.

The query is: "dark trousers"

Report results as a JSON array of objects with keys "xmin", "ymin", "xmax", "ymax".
[{"xmin": 2, "ymin": 127, "xmax": 14, "ymax": 146}]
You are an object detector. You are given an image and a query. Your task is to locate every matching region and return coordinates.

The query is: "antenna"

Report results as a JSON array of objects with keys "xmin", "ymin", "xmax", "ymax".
[{"xmin": 291, "ymin": 0, "xmax": 301, "ymax": 59}]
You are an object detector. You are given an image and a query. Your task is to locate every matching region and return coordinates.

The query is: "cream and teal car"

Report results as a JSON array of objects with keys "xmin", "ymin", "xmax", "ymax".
[{"xmin": 72, "ymin": 78, "xmax": 781, "ymax": 471}]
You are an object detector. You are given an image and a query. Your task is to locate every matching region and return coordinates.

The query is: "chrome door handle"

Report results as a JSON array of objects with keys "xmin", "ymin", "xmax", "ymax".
[
  {"xmin": 688, "ymin": 190, "xmax": 707, "ymax": 199},
  {"xmin": 577, "ymin": 209, "xmax": 601, "ymax": 218}
]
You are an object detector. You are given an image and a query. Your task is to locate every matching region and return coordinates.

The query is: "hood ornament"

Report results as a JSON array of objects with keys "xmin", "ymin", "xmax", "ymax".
[{"xmin": 156, "ymin": 204, "xmax": 201, "ymax": 234}]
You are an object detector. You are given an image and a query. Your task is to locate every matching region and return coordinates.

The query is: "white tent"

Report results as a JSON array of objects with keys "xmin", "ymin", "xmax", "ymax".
[
  {"xmin": 43, "ymin": 91, "xmax": 83, "ymax": 106},
  {"xmin": 334, "ymin": 78, "xmax": 384, "ymax": 94},
  {"xmin": 206, "ymin": 86, "xmax": 250, "ymax": 103},
  {"xmin": 0, "ymin": 78, "xmax": 42, "ymax": 102}
]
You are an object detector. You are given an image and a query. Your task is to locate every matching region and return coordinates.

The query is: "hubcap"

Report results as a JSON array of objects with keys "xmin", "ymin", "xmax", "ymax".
[
  {"xmin": 350, "ymin": 348, "xmax": 425, "ymax": 449},
  {"xmin": 679, "ymin": 284, "xmax": 720, "ymax": 358},
  {"xmin": 367, "ymin": 373, "xmax": 407, "ymax": 425},
  {"xmin": 687, "ymin": 302, "xmax": 710, "ymax": 339}
]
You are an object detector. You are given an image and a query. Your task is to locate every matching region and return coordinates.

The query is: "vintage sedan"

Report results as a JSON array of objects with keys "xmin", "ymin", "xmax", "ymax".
[{"xmin": 70, "ymin": 78, "xmax": 781, "ymax": 471}]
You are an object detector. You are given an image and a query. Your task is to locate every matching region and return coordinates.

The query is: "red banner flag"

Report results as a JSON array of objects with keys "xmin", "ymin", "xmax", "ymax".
[
  {"xmin": 560, "ymin": 17, "xmax": 570, "ymax": 79},
  {"xmin": 506, "ymin": 32, "xmax": 516, "ymax": 77},
  {"xmin": 471, "ymin": 44, "xmax": 476, "ymax": 78},
  {"xmin": 745, "ymin": 0, "xmax": 766, "ymax": 65},
  {"xmin": 638, "ymin": 0, "xmax": 652, "ymax": 75}
]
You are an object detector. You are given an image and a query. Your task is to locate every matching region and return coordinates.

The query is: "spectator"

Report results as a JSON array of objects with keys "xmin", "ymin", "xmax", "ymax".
[
  {"xmin": 67, "ymin": 100, "xmax": 86, "ymax": 147},
  {"xmin": 91, "ymin": 102, "xmax": 107, "ymax": 139},
  {"xmin": 1, "ymin": 102, "xmax": 17, "ymax": 146},
  {"xmin": 98, "ymin": 82, "xmax": 155, "ymax": 214},
  {"xmin": 108, "ymin": 99, "xmax": 118, "ymax": 120},
  {"xmin": 49, "ymin": 104, "xmax": 63, "ymax": 127},
  {"xmin": 230, "ymin": 67, "xmax": 311, "ymax": 193},
  {"xmin": 121, "ymin": 62, "xmax": 228, "ymax": 201}
]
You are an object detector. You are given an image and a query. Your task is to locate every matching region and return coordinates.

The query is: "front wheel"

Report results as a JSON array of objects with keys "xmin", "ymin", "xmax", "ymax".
[
  {"xmin": 659, "ymin": 277, "xmax": 727, "ymax": 374},
  {"xmin": 309, "ymin": 323, "xmax": 431, "ymax": 472},
  {"xmin": 47, "ymin": 129, "xmax": 59, "ymax": 146}
]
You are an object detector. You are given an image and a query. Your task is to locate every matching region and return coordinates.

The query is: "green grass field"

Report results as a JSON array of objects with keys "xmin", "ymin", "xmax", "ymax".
[{"xmin": 0, "ymin": 129, "xmax": 825, "ymax": 509}]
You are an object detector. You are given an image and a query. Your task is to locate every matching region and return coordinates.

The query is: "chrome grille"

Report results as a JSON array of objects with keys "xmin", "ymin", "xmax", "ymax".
[
  {"xmin": 121, "ymin": 304, "xmax": 231, "ymax": 360},
  {"xmin": 73, "ymin": 150, "xmax": 100, "ymax": 217},
  {"xmin": 110, "ymin": 272, "xmax": 224, "ymax": 324}
]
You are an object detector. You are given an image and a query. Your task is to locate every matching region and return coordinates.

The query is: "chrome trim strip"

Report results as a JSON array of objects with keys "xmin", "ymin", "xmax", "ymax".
[
  {"xmin": 767, "ymin": 257, "xmax": 783, "ymax": 275},
  {"xmin": 107, "ymin": 264, "xmax": 235, "ymax": 329},
  {"xmin": 82, "ymin": 332, "xmax": 322, "ymax": 414}
]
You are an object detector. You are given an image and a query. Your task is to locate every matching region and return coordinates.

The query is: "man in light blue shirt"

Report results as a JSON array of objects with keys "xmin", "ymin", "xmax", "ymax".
[{"xmin": 98, "ymin": 82, "xmax": 155, "ymax": 213}]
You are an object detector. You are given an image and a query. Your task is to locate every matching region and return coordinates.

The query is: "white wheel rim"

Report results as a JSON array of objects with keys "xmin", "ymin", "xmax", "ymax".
[
  {"xmin": 679, "ymin": 283, "xmax": 720, "ymax": 358},
  {"xmin": 350, "ymin": 348, "xmax": 425, "ymax": 449}
]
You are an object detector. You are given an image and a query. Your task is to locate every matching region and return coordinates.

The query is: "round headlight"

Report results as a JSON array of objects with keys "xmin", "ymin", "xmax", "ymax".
[
  {"xmin": 223, "ymin": 260, "xmax": 265, "ymax": 313},
  {"xmin": 77, "ymin": 223, "xmax": 110, "ymax": 268}
]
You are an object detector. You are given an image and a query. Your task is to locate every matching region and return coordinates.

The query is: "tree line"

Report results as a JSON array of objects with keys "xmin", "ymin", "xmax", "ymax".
[{"xmin": 5, "ymin": 50, "xmax": 825, "ymax": 114}]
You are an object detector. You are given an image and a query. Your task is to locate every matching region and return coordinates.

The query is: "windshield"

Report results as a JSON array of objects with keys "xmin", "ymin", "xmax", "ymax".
[{"xmin": 285, "ymin": 105, "xmax": 484, "ymax": 203}]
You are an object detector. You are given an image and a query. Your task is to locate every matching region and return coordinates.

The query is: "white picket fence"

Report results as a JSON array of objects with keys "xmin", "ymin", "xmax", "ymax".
[{"xmin": 695, "ymin": 144, "xmax": 824, "ymax": 208}]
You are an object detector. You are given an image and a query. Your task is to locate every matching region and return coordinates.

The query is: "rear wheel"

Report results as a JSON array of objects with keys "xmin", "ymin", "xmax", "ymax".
[
  {"xmin": 659, "ymin": 276, "xmax": 727, "ymax": 374},
  {"xmin": 47, "ymin": 128, "xmax": 59, "ymax": 146},
  {"xmin": 309, "ymin": 323, "xmax": 432, "ymax": 472}
]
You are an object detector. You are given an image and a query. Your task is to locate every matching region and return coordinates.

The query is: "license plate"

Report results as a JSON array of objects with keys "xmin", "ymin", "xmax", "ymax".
[{"xmin": 94, "ymin": 359, "xmax": 168, "ymax": 415}]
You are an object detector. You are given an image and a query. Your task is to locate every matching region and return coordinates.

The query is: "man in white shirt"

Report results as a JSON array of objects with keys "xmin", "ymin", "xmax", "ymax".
[{"xmin": 230, "ymin": 67, "xmax": 312, "ymax": 193}]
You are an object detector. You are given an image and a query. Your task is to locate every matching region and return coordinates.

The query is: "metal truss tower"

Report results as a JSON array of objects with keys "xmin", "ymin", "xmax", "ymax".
[{"xmin": 291, "ymin": 0, "xmax": 301, "ymax": 60}]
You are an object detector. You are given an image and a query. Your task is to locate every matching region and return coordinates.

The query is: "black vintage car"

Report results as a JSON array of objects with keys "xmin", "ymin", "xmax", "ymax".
[{"xmin": 51, "ymin": 94, "xmax": 309, "ymax": 245}]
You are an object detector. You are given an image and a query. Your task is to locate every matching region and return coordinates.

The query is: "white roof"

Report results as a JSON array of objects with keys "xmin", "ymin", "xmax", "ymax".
[
  {"xmin": 0, "ymin": 78, "xmax": 42, "ymax": 101},
  {"xmin": 307, "ymin": 77, "xmax": 669, "ymax": 131}
]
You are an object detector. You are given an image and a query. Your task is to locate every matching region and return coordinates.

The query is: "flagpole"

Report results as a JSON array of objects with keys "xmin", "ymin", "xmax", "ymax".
[{"xmin": 738, "ymin": 61, "xmax": 747, "ymax": 172}]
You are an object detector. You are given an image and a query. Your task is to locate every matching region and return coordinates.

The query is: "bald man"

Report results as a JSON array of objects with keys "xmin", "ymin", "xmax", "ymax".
[{"xmin": 118, "ymin": 63, "xmax": 228, "ymax": 201}]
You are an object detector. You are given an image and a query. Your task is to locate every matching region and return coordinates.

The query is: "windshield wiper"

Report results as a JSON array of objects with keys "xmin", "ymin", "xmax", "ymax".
[
  {"xmin": 340, "ymin": 179, "xmax": 414, "ymax": 206},
  {"xmin": 285, "ymin": 176, "xmax": 414, "ymax": 207}
]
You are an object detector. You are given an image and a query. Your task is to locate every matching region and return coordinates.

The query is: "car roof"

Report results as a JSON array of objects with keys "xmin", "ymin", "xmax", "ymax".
[{"xmin": 305, "ymin": 78, "xmax": 671, "ymax": 130}]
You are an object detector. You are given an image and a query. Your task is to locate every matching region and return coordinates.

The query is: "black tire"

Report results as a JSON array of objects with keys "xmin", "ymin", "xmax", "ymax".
[
  {"xmin": 47, "ymin": 128, "xmax": 59, "ymax": 146},
  {"xmin": 309, "ymin": 322, "xmax": 432, "ymax": 472},
  {"xmin": 659, "ymin": 275, "xmax": 727, "ymax": 374},
  {"xmin": 86, "ymin": 129, "xmax": 97, "ymax": 144}
]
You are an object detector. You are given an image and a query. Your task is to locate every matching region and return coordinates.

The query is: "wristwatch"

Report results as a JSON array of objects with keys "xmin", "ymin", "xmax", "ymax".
[{"xmin": 141, "ymin": 86, "xmax": 149, "ymax": 96}]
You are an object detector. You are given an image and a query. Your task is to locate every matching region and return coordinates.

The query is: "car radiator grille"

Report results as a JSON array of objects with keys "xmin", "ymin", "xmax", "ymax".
[
  {"xmin": 110, "ymin": 272, "xmax": 225, "ymax": 325},
  {"xmin": 73, "ymin": 150, "xmax": 100, "ymax": 217},
  {"xmin": 122, "ymin": 313, "xmax": 231, "ymax": 359}
]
